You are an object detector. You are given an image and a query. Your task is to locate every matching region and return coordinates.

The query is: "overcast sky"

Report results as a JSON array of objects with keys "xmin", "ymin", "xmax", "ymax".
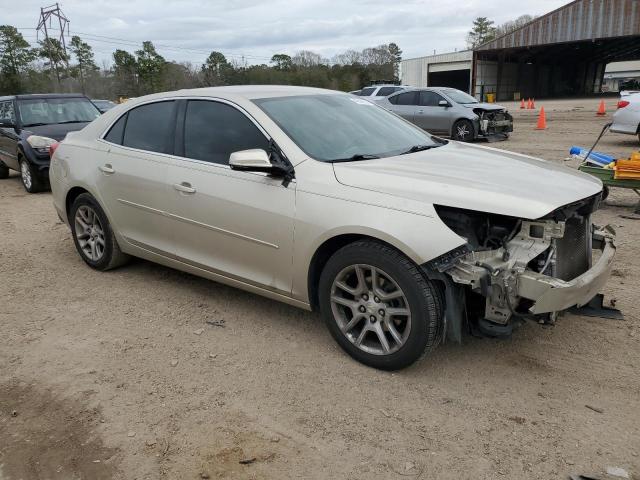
[{"xmin": 2, "ymin": 0, "xmax": 569, "ymax": 66}]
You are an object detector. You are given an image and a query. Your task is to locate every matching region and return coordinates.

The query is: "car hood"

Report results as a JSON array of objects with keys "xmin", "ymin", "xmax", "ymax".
[
  {"xmin": 463, "ymin": 102, "xmax": 505, "ymax": 111},
  {"xmin": 21, "ymin": 122, "xmax": 90, "ymax": 141},
  {"xmin": 332, "ymin": 141, "xmax": 603, "ymax": 219}
]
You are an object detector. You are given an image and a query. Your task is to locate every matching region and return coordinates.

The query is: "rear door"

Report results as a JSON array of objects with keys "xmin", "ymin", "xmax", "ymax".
[
  {"xmin": 0, "ymin": 100, "xmax": 19, "ymax": 170},
  {"xmin": 96, "ymin": 100, "xmax": 175, "ymax": 254},
  {"xmin": 387, "ymin": 91, "xmax": 418, "ymax": 122},
  {"xmin": 163, "ymin": 99, "xmax": 295, "ymax": 293},
  {"xmin": 414, "ymin": 91, "xmax": 451, "ymax": 133}
]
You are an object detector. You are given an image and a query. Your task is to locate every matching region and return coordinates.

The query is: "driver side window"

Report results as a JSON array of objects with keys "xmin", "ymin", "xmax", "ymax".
[{"xmin": 183, "ymin": 100, "xmax": 269, "ymax": 165}]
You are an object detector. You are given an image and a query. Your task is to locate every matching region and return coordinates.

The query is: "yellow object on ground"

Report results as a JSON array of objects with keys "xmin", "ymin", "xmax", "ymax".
[
  {"xmin": 613, "ymin": 153, "xmax": 640, "ymax": 180},
  {"xmin": 486, "ymin": 93, "xmax": 495, "ymax": 103}
]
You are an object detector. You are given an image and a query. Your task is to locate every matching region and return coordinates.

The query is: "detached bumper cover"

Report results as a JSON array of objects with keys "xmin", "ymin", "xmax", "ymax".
[{"xmin": 517, "ymin": 226, "xmax": 616, "ymax": 314}]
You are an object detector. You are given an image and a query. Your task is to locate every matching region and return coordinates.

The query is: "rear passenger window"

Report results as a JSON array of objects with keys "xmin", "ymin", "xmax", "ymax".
[
  {"xmin": 377, "ymin": 87, "xmax": 399, "ymax": 96},
  {"xmin": 104, "ymin": 113, "xmax": 127, "ymax": 144},
  {"xmin": 360, "ymin": 87, "xmax": 376, "ymax": 97},
  {"xmin": 392, "ymin": 92, "xmax": 418, "ymax": 105},
  {"xmin": 183, "ymin": 100, "xmax": 269, "ymax": 165},
  {"xmin": 122, "ymin": 101, "xmax": 175, "ymax": 153}
]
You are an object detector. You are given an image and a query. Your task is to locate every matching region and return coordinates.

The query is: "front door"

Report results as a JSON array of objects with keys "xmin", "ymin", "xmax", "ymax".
[
  {"xmin": 164, "ymin": 99, "xmax": 295, "ymax": 293},
  {"xmin": 413, "ymin": 91, "xmax": 452, "ymax": 133},
  {"xmin": 0, "ymin": 100, "xmax": 19, "ymax": 170}
]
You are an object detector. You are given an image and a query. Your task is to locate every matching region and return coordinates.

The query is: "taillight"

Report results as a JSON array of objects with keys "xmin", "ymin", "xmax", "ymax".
[
  {"xmin": 617, "ymin": 100, "xmax": 630, "ymax": 109},
  {"xmin": 49, "ymin": 141, "xmax": 60, "ymax": 157}
]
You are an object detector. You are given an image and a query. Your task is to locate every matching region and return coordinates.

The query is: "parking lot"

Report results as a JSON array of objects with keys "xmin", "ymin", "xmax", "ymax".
[{"xmin": 1, "ymin": 97, "xmax": 639, "ymax": 479}]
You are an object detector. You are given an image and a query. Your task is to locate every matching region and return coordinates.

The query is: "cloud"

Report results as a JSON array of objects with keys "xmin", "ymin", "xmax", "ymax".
[{"xmin": 1, "ymin": 0, "xmax": 569, "ymax": 65}]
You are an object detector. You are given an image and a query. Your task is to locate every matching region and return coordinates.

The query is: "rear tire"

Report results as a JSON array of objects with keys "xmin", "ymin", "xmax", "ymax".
[
  {"xmin": 20, "ymin": 159, "xmax": 45, "ymax": 193},
  {"xmin": 0, "ymin": 161, "xmax": 9, "ymax": 179},
  {"xmin": 452, "ymin": 119, "xmax": 475, "ymax": 142},
  {"xmin": 319, "ymin": 240, "xmax": 443, "ymax": 370},
  {"xmin": 70, "ymin": 193, "xmax": 130, "ymax": 271}
]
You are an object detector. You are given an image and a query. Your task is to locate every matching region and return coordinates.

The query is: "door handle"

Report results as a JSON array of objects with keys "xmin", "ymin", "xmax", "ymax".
[
  {"xmin": 173, "ymin": 182, "xmax": 196, "ymax": 194},
  {"xmin": 99, "ymin": 164, "xmax": 115, "ymax": 174},
  {"xmin": 417, "ymin": 109, "xmax": 424, "ymax": 114}
]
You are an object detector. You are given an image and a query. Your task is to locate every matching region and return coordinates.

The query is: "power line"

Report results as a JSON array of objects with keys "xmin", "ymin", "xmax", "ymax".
[{"xmin": 16, "ymin": 26, "xmax": 273, "ymax": 62}]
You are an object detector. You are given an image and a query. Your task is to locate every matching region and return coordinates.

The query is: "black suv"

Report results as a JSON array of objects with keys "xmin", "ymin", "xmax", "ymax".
[{"xmin": 0, "ymin": 94, "xmax": 101, "ymax": 192}]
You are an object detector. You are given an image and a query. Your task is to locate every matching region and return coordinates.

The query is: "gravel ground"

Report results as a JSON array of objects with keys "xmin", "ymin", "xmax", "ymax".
[{"xmin": 0, "ymin": 97, "xmax": 638, "ymax": 480}]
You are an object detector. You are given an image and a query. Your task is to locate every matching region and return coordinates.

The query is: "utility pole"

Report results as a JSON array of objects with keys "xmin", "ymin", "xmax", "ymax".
[{"xmin": 36, "ymin": 3, "xmax": 70, "ymax": 87}]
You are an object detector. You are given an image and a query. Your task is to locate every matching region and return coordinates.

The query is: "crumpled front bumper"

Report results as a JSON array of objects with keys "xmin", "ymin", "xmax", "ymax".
[{"xmin": 516, "ymin": 226, "xmax": 616, "ymax": 314}]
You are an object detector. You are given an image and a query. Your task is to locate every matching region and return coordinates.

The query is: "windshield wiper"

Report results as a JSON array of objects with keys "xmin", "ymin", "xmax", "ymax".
[
  {"xmin": 57, "ymin": 120, "xmax": 89, "ymax": 124},
  {"xmin": 22, "ymin": 122, "xmax": 49, "ymax": 127},
  {"xmin": 399, "ymin": 144, "xmax": 440, "ymax": 155},
  {"xmin": 328, "ymin": 153, "xmax": 381, "ymax": 163}
]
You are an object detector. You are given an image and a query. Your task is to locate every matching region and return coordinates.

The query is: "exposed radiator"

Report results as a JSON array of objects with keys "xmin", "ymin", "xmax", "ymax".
[{"xmin": 553, "ymin": 216, "xmax": 592, "ymax": 281}]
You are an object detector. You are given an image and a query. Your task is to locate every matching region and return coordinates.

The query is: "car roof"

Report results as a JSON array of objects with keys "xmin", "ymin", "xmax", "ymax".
[
  {"xmin": 0, "ymin": 93, "xmax": 89, "ymax": 101},
  {"xmin": 113, "ymin": 86, "xmax": 345, "ymax": 108}
]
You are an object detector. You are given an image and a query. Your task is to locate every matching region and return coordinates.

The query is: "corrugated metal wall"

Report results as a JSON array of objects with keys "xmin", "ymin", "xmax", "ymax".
[{"xmin": 477, "ymin": 0, "xmax": 640, "ymax": 51}]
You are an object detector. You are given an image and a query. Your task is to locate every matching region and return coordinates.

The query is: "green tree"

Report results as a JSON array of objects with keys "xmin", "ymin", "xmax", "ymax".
[
  {"xmin": 388, "ymin": 43, "xmax": 402, "ymax": 80},
  {"xmin": 38, "ymin": 37, "xmax": 69, "ymax": 86},
  {"xmin": 0, "ymin": 25, "xmax": 38, "ymax": 93},
  {"xmin": 70, "ymin": 35, "xmax": 98, "ymax": 93},
  {"xmin": 201, "ymin": 51, "xmax": 232, "ymax": 86},
  {"xmin": 113, "ymin": 49, "xmax": 138, "ymax": 96},
  {"xmin": 270, "ymin": 54, "xmax": 292, "ymax": 71},
  {"xmin": 135, "ymin": 41, "xmax": 165, "ymax": 93},
  {"xmin": 467, "ymin": 17, "xmax": 497, "ymax": 48}
]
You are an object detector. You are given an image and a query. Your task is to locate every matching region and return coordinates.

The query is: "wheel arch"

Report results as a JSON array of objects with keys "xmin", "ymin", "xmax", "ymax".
[
  {"xmin": 306, "ymin": 233, "xmax": 421, "ymax": 311},
  {"xmin": 65, "ymin": 186, "xmax": 100, "ymax": 222}
]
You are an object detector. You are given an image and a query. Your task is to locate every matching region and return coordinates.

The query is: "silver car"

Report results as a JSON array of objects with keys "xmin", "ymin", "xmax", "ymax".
[
  {"xmin": 50, "ymin": 86, "xmax": 614, "ymax": 370},
  {"xmin": 377, "ymin": 87, "xmax": 514, "ymax": 142},
  {"xmin": 611, "ymin": 91, "xmax": 640, "ymax": 143}
]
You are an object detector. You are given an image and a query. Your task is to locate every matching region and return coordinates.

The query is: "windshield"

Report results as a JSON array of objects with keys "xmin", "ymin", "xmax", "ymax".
[
  {"xmin": 442, "ymin": 89, "xmax": 479, "ymax": 104},
  {"xmin": 253, "ymin": 94, "xmax": 439, "ymax": 162},
  {"xmin": 18, "ymin": 98, "xmax": 101, "ymax": 126}
]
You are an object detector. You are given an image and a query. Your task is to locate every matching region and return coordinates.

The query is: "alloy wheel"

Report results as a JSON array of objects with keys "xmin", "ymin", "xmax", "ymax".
[
  {"xmin": 74, "ymin": 205, "xmax": 106, "ymax": 261},
  {"xmin": 456, "ymin": 123, "xmax": 471, "ymax": 140},
  {"xmin": 20, "ymin": 161, "xmax": 32, "ymax": 190},
  {"xmin": 330, "ymin": 264, "xmax": 411, "ymax": 355}
]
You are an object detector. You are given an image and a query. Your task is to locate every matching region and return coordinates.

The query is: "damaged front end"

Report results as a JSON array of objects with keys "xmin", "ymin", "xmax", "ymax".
[
  {"xmin": 474, "ymin": 108, "xmax": 514, "ymax": 140},
  {"xmin": 425, "ymin": 195, "xmax": 616, "ymax": 339}
]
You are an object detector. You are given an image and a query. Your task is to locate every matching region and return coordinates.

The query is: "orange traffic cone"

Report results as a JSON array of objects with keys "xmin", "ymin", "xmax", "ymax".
[
  {"xmin": 536, "ymin": 106, "xmax": 547, "ymax": 130},
  {"xmin": 597, "ymin": 100, "xmax": 606, "ymax": 116},
  {"xmin": 531, "ymin": 98, "xmax": 536, "ymax": 109},
  {"xmin": 520, "ymin": 98, "xmax": 525, "ymax": 109}
]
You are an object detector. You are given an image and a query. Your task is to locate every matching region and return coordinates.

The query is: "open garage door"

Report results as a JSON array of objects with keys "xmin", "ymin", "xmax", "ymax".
[{"xmin": 427, "ymin": 69, "xmax": 471, "ymax": 93}]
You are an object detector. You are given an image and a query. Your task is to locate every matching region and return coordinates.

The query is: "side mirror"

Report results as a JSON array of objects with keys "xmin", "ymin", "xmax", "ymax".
[
  {"xmin": 438, "ymin": 100, "xmax": 450, "ymax": 107},
  {"xmin": 0, "ymin": 118, "xmax": 15, "ymax": 128},
  {"xmin": 229, "ymin": 149, "xmax": 277, "ymax": 173}
]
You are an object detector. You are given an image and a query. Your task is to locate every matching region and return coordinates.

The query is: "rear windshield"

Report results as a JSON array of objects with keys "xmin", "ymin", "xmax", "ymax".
[{"xmin": 18, "ymin": 97, "xmax": 101, "ymax": 126}]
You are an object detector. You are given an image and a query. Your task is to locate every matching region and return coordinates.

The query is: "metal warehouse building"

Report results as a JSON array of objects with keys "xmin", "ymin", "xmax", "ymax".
[{"xmin": 401, "ymin": 0, "xmax": 640, "ymax": 100}]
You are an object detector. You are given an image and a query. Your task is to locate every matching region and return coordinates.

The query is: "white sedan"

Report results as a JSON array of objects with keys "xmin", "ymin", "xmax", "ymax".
[{"xmin": 611, "ymin": 91, "xmax": 640, "ymax": 143}]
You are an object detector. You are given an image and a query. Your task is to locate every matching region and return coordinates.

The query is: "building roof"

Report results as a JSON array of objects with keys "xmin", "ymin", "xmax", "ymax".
[{"xmin": 476, "ymin": 0, "xmax": 640, "ymax": 51}]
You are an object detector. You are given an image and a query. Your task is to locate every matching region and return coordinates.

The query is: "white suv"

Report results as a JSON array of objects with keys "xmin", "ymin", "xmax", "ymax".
[
  {"xmin": 355, "ymin": 84, "xmax": 407, "ymax": 101},
  {"xmin": 611, "ymin": 91, "xmax": 640, "ymax": 143}
]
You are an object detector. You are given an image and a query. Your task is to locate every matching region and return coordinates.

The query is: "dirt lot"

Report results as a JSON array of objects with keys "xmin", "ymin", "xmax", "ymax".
[{"xmin": 1, "ymin": 97, "xmax": 639, "ymax": 480}]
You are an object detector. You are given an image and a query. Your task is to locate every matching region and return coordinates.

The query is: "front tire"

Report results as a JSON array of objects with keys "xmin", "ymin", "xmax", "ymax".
[
  {"xmin": 319, "ymin": 240, "xmax": 443, "ymax": 370},
  {"xmin": 20, "ymin": 159, "xmax": 45, "ymax": 193},
  {"xmin": 452, "ymin": 119, "xmax": 475, "ymax": 142},
  {"xmin": 0, "ymin": 161, "xmax": 9, "ymax": 179},
  {"xmin": 70, "ymin": 193, "xmax": 129, "ymax": 271}
]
